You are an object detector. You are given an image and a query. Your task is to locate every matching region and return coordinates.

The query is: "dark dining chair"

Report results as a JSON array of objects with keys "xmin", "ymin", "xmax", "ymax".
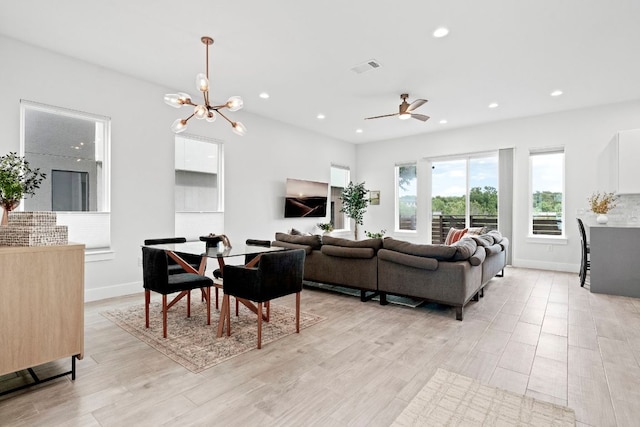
[
  {"xmin": 221, "ymin": 249, "xmax": 305, "ymax": 349},
  {"xmin": 577, "ymin": 218, "xmax": 590, "ymax": 287},
  {"xmin": 144, "ymin": 237, "xmax": 203, "ymax": 275},
  {"xmin": 142, "ymin": 247, "xmax": 214, "ymax": 338}
]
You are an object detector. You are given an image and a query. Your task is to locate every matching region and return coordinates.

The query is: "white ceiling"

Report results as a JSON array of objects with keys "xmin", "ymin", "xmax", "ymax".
[{"xmin": 2, "ymin": 0, "xmax": 640, "ymax": 143}]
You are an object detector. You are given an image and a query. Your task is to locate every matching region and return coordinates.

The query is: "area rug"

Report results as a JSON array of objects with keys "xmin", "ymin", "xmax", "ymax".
[
  {"xmin": 392, "ymin": 368, "xmax": 576, "ymax": 426},
  {"xmin": 304, "ymin": 281, "xmax": 424, "ymax": 308},
  {"xmin": 101, "ymin": 299, "xmax": 324, "ymax": 373}
]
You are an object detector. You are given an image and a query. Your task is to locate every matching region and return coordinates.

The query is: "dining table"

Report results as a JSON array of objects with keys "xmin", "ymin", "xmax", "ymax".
[{"xmin": 142, "ymin": 240, "xmax": 285, "ymax": 337}]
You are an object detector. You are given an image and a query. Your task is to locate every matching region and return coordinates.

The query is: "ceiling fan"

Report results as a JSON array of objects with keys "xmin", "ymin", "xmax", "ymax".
[{"xmin": 365, "ymin": 93, "xmax": 430, "ymax": 122}]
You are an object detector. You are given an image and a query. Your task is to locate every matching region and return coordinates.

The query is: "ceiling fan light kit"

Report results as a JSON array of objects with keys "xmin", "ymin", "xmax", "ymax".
[
  {"xmin": 164, "ymin": 36, "xmax": 246, "ymax": 136},
  {"xmin": 365, "ymin": 93, "xmax": 430, "ymax": 123}
]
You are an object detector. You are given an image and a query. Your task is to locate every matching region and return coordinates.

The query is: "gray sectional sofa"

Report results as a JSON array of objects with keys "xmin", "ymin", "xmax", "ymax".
[{"xmin": 272, "ymin": 230, "xmax": 508, "ymax": 320}]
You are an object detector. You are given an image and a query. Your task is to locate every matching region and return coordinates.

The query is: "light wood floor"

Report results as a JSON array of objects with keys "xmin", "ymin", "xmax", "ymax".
[{"xmin": 1, "ymin": 267, "xmax": 639, "ymax": 426}]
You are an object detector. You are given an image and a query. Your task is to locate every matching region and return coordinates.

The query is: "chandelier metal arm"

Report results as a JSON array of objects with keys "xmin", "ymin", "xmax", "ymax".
[{"xmin": 216, "ymin": 109, "xmax": 235, "ymax": 125}]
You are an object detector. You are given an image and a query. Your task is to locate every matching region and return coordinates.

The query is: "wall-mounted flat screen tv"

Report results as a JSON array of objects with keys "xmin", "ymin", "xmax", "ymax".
[{"xmin": 284, "ymin": 178, "xmax": 328, "ymax": 218}]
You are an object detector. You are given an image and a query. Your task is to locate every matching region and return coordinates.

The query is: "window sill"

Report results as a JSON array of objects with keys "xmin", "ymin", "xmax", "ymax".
[
  {"xmin": 85, "ymin": 249, "xmax": 115, "ymax": 262},
  {"xmin": 526, "ymin": 235, "xmax": 568, "ymax": 245}
]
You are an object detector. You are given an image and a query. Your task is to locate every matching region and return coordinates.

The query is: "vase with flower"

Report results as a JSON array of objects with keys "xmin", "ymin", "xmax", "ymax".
[
  {"xmin": 0, "ymin": 152, "xmax": 47, "ymax": 226},
  {"xmin": 588, "ymin": 191, "xmax": 617, "ymax": 224}
]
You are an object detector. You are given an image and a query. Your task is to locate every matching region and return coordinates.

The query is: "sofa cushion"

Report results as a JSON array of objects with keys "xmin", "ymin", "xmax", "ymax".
[
  {"xmin": 485, "ymin": 244, "xmax": 503, "ymax": 256},
  {"xmin": 383, "ymin": 237, "xmax": 457, "ymax": 261},
  {"xmin": 445, "ymin": 227, "xmax": 468, "ymax": 245},
  {"xmin": 450, "ymin": 237, "xmax": 478, "ymax": 261},
  {"xmin": 321, "ymin": 235, "xmax": 383, "ymax": 250},
  {"xmin": 275, "ymin": 232, "xmax": 322, "ymax": 250},
  {"xmin": 271, "ymin": 240, "xmax": 313, "ymax": 254},
  {"xmin": 469, "ymin": 246, "xmax": 486, "ymax": 266},
  {"xmin": 378, "ymin": 249, "xmax": 438, "ymax": 271},
  {"xmin": 321, "ymin": 245, "xmax": 375, "ymax": 259}
]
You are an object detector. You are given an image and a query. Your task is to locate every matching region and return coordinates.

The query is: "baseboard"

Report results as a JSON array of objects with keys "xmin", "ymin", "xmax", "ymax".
[
  {"xmin": 511, "ymin": 258, "xmax": 578, "ymax": 273},
  {"xmin": 85, "ymin": 281, "xmax": 141, "ymax": 302}
]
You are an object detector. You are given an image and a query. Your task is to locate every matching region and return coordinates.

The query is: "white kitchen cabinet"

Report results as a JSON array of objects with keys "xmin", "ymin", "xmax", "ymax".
[{"xmin": 600, "ymin": 129, "xmax": 640, "ymax": 194}]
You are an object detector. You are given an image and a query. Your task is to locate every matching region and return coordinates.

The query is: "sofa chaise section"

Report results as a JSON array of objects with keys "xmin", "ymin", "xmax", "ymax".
[{"xmin": 377, "ymin": 237, "xmax": 485, "ymax": 320}]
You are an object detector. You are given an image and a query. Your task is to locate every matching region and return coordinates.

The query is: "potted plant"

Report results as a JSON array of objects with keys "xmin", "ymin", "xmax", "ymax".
[
  {"xmin": 588, "ymin": 191, "xmax": 617, "ymax": 224},
  {"xmin": 0, "ymin": 152, "xmax": 47, "ymax": 226},
  {"xmin": 317, "ymin": 222, "xmax": 334, "ymax": 234},
  {"xmin": 365, "ymin": 229, "xmax": 386, "ymax": 239},
  {"xmin": 340, "ymin": 181, "xmax": 369, "ymax": 239}
]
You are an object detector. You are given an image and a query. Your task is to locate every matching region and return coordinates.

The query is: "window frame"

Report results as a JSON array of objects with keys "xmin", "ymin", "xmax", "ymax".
[
  {"xmin": 330, "ymin": 164, "xmax": 350, "ymax": 232},
  {"xmin": 20, "ymin": 100, "xmax": 112, "ymax": 252},
  {"xmin": 528, "ymin": 147, "xmax": 566, "ymax": 241},
  {"xmin": 395, "ymin": 162, "xmax": 418, "ymax": 233}
]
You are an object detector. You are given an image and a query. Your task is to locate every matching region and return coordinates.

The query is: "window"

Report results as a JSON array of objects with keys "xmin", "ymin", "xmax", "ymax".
[
  {"xmin": 21, "ymin": 100, "xmax": 111, "ymax": 250},
  {"xmin": 396, "ymin": 163, "xmax": 417, "ymax": 231},
  {"xmin": 330, "ymin": 165, "xmax": 350, "ymax": 230},
  {"xmin": 430, "ymin": 153, "xmax": 498, "ymax": 243},
  {"xmin": 174, "ymin": 134, "xmax": 223, "ymax": 212},
  {"xmin": 529, "ymin": 148, "xmax": 564, "ymax": 236}
]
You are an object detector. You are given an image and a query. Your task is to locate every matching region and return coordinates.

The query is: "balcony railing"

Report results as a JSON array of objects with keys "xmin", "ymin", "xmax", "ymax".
[{"xmin": 428, "ymin": 214, "xmax": 562, "ymax": 244}]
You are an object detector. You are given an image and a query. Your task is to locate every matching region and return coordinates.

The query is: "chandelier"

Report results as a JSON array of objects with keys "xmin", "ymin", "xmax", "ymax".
[{"xmin": 164, "ymin": 36, "xmax": 246, "ymax": 136}]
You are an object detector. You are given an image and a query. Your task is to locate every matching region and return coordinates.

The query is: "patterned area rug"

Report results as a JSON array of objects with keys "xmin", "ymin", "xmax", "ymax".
[
  {"xmin": 393, "ymin": 369, "xmax": 576, "ymax": 426},
  {"xmin": 304, "ymin": 281, "xmax": 424, "ymax": 308},
  {"xmin": 101, "ymin": 298, "xmax": 324, "ymax": 373}
]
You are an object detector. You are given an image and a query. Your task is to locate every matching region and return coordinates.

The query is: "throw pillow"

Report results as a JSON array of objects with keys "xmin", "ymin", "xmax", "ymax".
[
  {"xmin": 444, "ymin": 227, "xmax": 468, "ymax": 245},
  {"xmin": 466, "ymin": 226, "xmax": 487, "ymax": 236}
]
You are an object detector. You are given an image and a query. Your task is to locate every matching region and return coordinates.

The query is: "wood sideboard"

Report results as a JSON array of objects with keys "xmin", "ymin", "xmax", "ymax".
[{"xmin": 0, "ymin": 244, "xmax": 85, "ymax": 378}]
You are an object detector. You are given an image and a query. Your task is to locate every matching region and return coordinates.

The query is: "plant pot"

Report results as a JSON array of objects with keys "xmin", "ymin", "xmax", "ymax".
[
  {"xmin": 596, "ymin": 214, "xmax": 608, "ymax": 224},
  {"xmin": 1, "ymin": 200, "xmax": 20, "ymax": 226}
]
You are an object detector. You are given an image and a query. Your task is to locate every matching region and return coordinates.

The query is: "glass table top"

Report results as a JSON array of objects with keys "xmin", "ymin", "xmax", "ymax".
[{"xmin": 142, "ymin": 241, "xmax": 284, "ymax": 259}]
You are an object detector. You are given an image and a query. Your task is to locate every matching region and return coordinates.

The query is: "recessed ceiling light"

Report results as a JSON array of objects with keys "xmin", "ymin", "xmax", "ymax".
[
  {"xmin": 356, "ymin": 129, "xmax": 363, "ymax": 133},
  {"xmin": 317, "ymin": 113, "xmax": 325, "ymax": 119},
  {"xmin": 259, "ymin": 92, "xmax": 270, "ymax": 99},
  {"xmin": 433, "ymin": 27, "xmax": 449, "ymax": 38},
  {"xmin": 488, "ymin": 102, "xmax": 499, "ymax": 109},
  {"xmin": 439, "ymin": 119, "xmax": 448, "ymax": 124},
  {"xmin": 550, "ymin": 90, "xmax": 563, "ymax": 97}
]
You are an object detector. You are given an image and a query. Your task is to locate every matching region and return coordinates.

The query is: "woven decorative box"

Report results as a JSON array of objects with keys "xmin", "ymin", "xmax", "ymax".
[
  {"xmin": 0, "ymin": 225, "xmax": 68, "ymax": 247},
  {"xmin": 0, "ymin": 211, "xmax": 68, "ymax": 246},
  {"xmin": 7, "ymin": 211, "xmax": 58, "ymax": 227}
]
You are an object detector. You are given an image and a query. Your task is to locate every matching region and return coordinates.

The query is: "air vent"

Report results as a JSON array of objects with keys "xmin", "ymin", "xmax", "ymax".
[{"xmin": 350, "ymin": 59, "xmax": 382, "ymax": 74}]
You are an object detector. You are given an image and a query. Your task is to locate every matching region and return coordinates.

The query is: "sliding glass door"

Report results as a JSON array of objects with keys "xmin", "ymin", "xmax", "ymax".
[{"xmin": 431, "ymin": 153, "xmax": 498, "ymax": 243}]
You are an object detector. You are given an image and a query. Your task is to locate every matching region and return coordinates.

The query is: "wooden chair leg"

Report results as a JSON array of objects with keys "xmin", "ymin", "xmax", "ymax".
[
  {"xmin": 235, "ymin": 298, "xmax": 239, "ymax": 317},
  {"xmin": 162, "ymin": 294, "xmax": 168, "ymax": 338},
  {"xmin": 266, "ymin": 301, "xmax": 270, "ymax": 322},
  {"xmin": 187, "ymin": 290, "xmax": 191, "ymax": 318},
  {"xmin": 226, "ymin": 295, "xmax": 231, "ymax": 336},
  {"xmin": 206, "ymin": 287, "xmax": 211, "ymax": 325},
  {"xmin": 215, "ymin": 287, "xmax": 219, "ymax": 310},
  {"xmin": 257, "ymin": 302, "xmax": 263, "ymax": 349},
  {"xmin": 296, "ymin": 292, "xmax": 300, "ymax": 333},
  {"xmin": 145, "ymin": 290, "xmax": 150, "ymax": 328}
]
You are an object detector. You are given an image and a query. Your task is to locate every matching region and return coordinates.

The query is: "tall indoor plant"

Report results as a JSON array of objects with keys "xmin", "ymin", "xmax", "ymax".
[
  {"xmin": 0, "ymin": 152, "xmax": 47, "ymax": 225},
  {"xmin": 340, "ymin": 181, "xmax": 369, "ymax": 239}
]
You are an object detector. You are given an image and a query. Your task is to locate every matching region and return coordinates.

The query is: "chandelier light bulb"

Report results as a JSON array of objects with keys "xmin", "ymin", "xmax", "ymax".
[
  {"xmin": 205, "ymin": 111, "xmax": 217, "ymax": 122},
  {"xmin": 226, "ymin": 96, "xmax": 244, "ymax": 112},
  {"xmin": 194, "ymin": 105, "xmax": 208, "ymax": 119},
  {"xmin": 232, "ymin": 121, "xmax": 247, "ymax": 136},
  {"xmin": 195, "ymin": 73, "xmax": 209, "ymax": 92},
  {"xmin": 177, "ymin": 92, "xmax": 192, "ymax": 105},
  {"xmin": 164, "ymin": 94, "xmax": 183, "ymax": 108},
  {"xmin": 170, "ymin": 118, "xmax": 188, "ymax": 133}
]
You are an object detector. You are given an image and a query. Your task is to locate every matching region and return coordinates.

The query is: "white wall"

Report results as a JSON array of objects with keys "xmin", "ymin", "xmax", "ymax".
[
  {"xmin": 0, "ymin": 35, "xmax": 355, "ymax": 300},
  {"xmin": 357, "ymin": 100, "xmax": 640, "ymax": 272}
]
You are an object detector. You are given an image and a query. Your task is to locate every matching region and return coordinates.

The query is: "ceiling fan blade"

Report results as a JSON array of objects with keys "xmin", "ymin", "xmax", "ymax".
[
  {"xmin": 406, "ymin": 99, "xmax": 428, "ymax": 113},
  {"xmin": 364, "ymin": 113, "xmax": 398, "ymax": 120},
  {"xmin": 411, "ymin": 113, "xmax": 430, "ymax": 122}
]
